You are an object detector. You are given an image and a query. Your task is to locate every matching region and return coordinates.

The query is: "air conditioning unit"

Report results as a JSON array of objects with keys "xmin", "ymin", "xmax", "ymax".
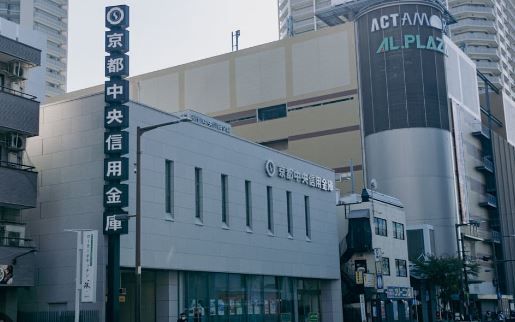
[
  {"xmin": 8, "ymin": 62, "xmax": 23, "ymax": 78},
  {"xmin": 7, "ymin": 133, "xmax": 26, "ymax": 151}
]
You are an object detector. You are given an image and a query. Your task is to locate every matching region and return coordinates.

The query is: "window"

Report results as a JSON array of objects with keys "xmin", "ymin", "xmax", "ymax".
[
  {"xmin": 304, "ymin": 196, "xmax": 311, "ymax": 239},
  {"xmin": 195, "ymin": 167, "xmax": 203, "ymax": 220},
  {"xmin": 286, "ymin": 191, "xmax": 293, "ymax": 236},
  {"xmin": 245, "ymin": 180, "xmax": 252, "ymax": 229},
  {"xmin": 374, "ymin": 217, "xmax": 387, "ymax": 236},
  {"xmin": 165, "ymin": 160, "xmax": 174, "ymax": 217},
  {"xmin": 267, "ymin": 186, "xmax": 274, "ymax": 233},
  {"xmin": 395, "ymin": 259, "xmax": 407, "ymax": 277},
  {"xmin": 382, "ymin": 257, "xmax": 390, "ymax": 276},
  {"xmin": 257, "ymin": 104, "xmax": 287, "ymax": 121},
  {"xmin": 221, "ymin": 174, "xmax": 229, "ymax": 225},
  {"xmin": 393, "ymin": 222, "xmax": 405, "ymax": 240}
]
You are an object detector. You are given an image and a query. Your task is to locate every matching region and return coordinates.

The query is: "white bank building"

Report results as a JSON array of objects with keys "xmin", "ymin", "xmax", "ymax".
[{"xmin": 20, "ymin": 93, "xmax": 343, "ymax": 322}]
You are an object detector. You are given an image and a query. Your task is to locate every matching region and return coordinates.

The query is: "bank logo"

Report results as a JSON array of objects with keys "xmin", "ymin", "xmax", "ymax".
[{"xmin": 265, "ymin": 160, "xmax": 276, "ymax": 177}]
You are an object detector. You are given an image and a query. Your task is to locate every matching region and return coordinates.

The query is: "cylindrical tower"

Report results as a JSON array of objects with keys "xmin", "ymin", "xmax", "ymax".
[{"xmin": 356, "ymin": 0, "xmax": 458, "ymax": 256}]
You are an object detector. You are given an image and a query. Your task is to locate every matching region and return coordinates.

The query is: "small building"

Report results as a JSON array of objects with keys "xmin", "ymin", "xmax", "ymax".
[
  {"xmin": 338, "ymin": 189, "xmax": 413, "ymax": 322},
  {"xmin": 21, "ymin": 93, "xmax": 343, "ymax": 321}
]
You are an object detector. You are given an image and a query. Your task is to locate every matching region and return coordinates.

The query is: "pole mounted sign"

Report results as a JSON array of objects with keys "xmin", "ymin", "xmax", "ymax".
[
  {"xmin": 104, "ymin": 4, "xmax": 129, "ymax": 236},
  {"xmin": 104, "ymin": 5, "xmax": 129, "ymax": 322}
]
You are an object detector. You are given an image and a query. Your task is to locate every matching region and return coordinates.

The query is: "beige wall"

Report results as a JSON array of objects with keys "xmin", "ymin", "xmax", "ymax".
[{"xmin": 129, "ymin": 23, "xmax": 362, "ymax": 194}]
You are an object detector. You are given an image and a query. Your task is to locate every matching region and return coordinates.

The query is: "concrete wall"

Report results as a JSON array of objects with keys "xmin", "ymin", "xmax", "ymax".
[{"xmin": 23, "ymin": 94, "xmax": 342, "ymax": 319}]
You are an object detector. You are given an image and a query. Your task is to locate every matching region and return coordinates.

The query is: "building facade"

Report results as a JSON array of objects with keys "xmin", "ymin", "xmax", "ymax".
[
  {"xmin": 0, "ymin": 17, "xmax": 43, "ymax": 322},
  {"xmin": 338, "ymin": 190, "xmax": 413, "ymax": 322},
  {"xmin": 21, "ymin": 94, "xmax": 343, "ymax": 321},
  {"xmin": 0, "ymin": 0, "xmax": 68, "ymax": 97}
]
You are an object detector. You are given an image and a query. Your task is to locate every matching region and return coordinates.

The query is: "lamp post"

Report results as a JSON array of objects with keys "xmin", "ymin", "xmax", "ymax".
[
  {"xmin": 455, "ymin": 220, "xmax": 482, "ymax": 320},
  {"xmin": 135, "ymin": 117, "xmax": 190, "ymax": 322}
]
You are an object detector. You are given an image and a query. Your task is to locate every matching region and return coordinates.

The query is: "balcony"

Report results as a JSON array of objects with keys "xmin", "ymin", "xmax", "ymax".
[
  {"xmin": 464, "ymin": 46, "xmax": 499, "ymax": 60},
  {"xmin": 472, "ymin": 124, "xmax": 491, "ymax": 140},
  {"xmin": 452, "ymin": 32, "xmax": 498, "ymax": 46},
  {"xmin": 0, "ymin": 162, "xmax": 37, "ymax": 209},
  {"xmin": 0, "ymin": 35, "xmax": 41, "ymax": 66},
  {"xmin": 451, "ymin": 19, "xmax": 496, "ymax": 33},
  {"xmin": 0, "ymin": 88, "xmax": 39, "ymax": 136},
  {"xmin": 449, "ymin": 0, "xmax": 493, "ymax": 6},
  {"xmin": 46, "ymin": 56, "xmax": 66, "ymax": 71},
  {"xmin": 479, "ymin": 193, "xmax": 497, "ymax": 208},
  {"xmin": 34, "ymin": 0, "xmax": 67, "ymax": 18},
  {"xmin": 46, "ymin": 42, "xmax": 66, "ymax": 58},
  {"xmin": 0, "ymin": 221, "xmax": 33, "ymax": 248},
  {"xmin": 451, "ymin": 5, "xmax": 495, "ymax": 19},
  {"xmin": 34, "ymin": 10, "xmax": 67, "ymax": 31},
  {"xmin": 475, "ymin": 61, "xmax": 500, "ymax": 75},
  {"xmin": 476, "ymin": 156, "xmax": 494, "ymax": 173}
]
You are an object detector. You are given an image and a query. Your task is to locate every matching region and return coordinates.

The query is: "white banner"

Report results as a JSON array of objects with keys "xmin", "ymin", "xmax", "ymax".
[{"xmin": 81, "ymin": 230, "xmax": 98, "ymax": 302}]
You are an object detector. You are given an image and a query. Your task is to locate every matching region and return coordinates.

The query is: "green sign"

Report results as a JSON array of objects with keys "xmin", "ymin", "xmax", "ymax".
[
  {"xmin": 309, "ymin": 312, "xmax": 319, "ymax": 322},
  {"xmin": 376, "ymin": 34, "xmax": 444, "ymax": 54}
]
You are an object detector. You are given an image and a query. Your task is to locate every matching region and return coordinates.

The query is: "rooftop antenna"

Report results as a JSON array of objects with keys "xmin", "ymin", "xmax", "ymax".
[{"xmin": 231, "ymin": 30, "xmax": 240, "ymax": 52}]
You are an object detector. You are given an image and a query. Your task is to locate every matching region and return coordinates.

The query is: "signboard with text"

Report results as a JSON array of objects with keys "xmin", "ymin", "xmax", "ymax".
[
  {"xmin": 104, "ymin": 5, "xmax": 130, "ymax": 235},
  {"xmin": 81, "ymin": 231, "xmax": 98, "ymax": 302}
]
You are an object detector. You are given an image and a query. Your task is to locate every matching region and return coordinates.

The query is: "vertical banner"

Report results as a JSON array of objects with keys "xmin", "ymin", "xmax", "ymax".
[
  {"xmin": 359, "ymin": 294, "xmax": 366, "ymax": 322},
  {"xmin": 104, "ymin": 4, "xmax": 130, "ymax": 235},
  {"xmin": 81, "ymin": 230, "xmax": 98, "ymax": 303}
]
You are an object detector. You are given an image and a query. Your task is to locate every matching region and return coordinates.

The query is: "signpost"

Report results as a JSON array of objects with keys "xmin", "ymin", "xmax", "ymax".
[{"xmin": 104, "ymin": 5, "xmax": 129, "ymax": 322}]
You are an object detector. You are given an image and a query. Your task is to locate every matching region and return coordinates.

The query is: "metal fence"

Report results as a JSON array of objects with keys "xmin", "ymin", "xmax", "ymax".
[{"xmin": 18, "ymin": 311, "xmax": 100, "ymax": 322}]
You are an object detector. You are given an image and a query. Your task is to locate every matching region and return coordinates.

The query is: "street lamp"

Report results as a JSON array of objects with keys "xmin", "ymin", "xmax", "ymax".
[
  {"xmin": 454, "ymin": 219, "xmax": 482, "ymax": 320},
  {"xmin": 135, "ymin": 117, "xmax": 191, "ymax": 322}
]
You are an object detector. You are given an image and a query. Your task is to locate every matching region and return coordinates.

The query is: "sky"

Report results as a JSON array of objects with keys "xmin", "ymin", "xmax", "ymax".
[{"xmin": 67, "ymin": 0, "xmax": 279, "ymax": 92}]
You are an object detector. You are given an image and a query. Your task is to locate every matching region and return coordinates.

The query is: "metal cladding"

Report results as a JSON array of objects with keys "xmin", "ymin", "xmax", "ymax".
[{"xmin": 357, "ymin": 0, "xmax": 450, "ymax": 137}]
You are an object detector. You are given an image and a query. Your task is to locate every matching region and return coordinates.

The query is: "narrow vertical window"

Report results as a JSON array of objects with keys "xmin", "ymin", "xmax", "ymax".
[
  {"xmin": 245, "ymin": 180, "xmax": 252, "ymax": 229},
  {"xmin": 267, "ymin": 186, "xmax": 274, "ymax": 233},
  {"xmin": 195, "ymin": 167, "xmax": 203, "ymax": 221},
  {"xmin": 165, "ymin": 160, "xmax": 174, "ymax": 217},
  {"xmin": 221, "ymin": 174, "xmax": 229, "ymax": 225},
  {"xmin": 304, "ymin": 196, "xmax": 311, "ymax": 239},
  {"xmin": 286, "ymin": 191, "xmax": 292, "ymax": 236}
]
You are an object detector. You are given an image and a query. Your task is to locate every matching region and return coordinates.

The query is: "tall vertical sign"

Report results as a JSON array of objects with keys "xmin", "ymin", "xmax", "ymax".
[{"xmin": 104, "ymin": 5, "xmax": 129, "ymax": 322}]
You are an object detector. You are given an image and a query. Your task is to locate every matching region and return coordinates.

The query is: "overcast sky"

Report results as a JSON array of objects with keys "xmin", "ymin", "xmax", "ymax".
[{"xmin": 67, "ymin": 0, "xmax": 279, "ymax": 92}]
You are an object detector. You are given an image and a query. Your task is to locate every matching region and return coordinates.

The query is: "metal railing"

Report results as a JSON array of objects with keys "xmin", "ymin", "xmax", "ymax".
[
  {"xmin": 0, "ymin": 236, "xmax": 33, "ymax": 248},
  {"xmin": 0, "ymin": 160, "xmax": 36, "ymax": 172},
  {"xmin": 0, "ymin": 86, "xmax": 37, "ymax": 100}
]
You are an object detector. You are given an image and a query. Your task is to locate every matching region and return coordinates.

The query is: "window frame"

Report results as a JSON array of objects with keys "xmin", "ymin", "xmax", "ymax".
[
  {"xmin": 374, "ymin": 217, "xmax": 388, "ymax": 236},
  {"xmin": 221, "ymin": 174, "xmax": 229, "ymax": 225},
  {"xmin": 304, "ymin": 195, "xmax": 311, "ymax": 239},
  {"xmin": 395, "ymin": 259, "xmax": 408, "ymax": 277},
  {"xmin": 393, "ymin": 221, "xmax": 405, "ymax": 240},
  {"xmin": 286, "ymin": 191, "xmax": 293, "ymax": 236},
  {"xmin": 194, "ymin": 167, "xmax": 203, "ymax": 221},
  {"xmin": 267, "ymin": 186, "xmax": 274, "ymax": 233},
  {"xmin": 382, "ymin": 257, "xmax": 390, "ymax": 276},
  {"xmin": 245, "ymin": 180, "xmax": 252, "ymax": 229},
  {"xmin": 165, "ymin": 160, "xmax": 174, "ymax": 217}
]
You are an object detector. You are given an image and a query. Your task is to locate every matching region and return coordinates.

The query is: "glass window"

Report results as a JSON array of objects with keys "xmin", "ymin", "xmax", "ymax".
[
  {"xmin": 165, "ymin": 160, "xmax": 174, "ymax": 217},
  {"xmin": 286, "ymin": 191, "xmax": 293, "ymax": 236},
  {"xmin": 304, "ymin": 196, "xmax": 311, "ymax": 239},
  {"xmin": 257, "ymin": 104, "xmax": 287, "ymax": 121},
  {"xmin": 267, "ymin": 186, "xmax": 273, "ymax": 233},
  {"xmin": 393, "ymin": 222, "xmax": 405, "ymax": 240},
  {"xmin": 395, "ymin": 259, "xmax": 408, "ymax": 277},
  {"xmin": 382, "ymin": 257, "xmax": 390, "ymax": 276},
  {"xmin": 221, "ymin": 174, "xmax": 229, "ymax": 225},
  {"xmin": 195, "ymin": 167, "xmax": 203, "ymax": 220},
  {"xmin": 245, "ymin": 180, "xmax": 252, "ymax": 229},
  {"xmin": 374, "ymin": 217, "xmax": 387, "ymax": 236}
]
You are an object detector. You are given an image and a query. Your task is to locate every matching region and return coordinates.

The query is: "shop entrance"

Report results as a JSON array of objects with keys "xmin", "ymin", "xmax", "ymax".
[{"xmin": 297, "ymin": 290, "xmax": 321, "ymax": 322}]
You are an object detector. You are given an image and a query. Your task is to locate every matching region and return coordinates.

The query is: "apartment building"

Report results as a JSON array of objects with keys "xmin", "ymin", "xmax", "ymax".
[
  {"xmin": 0, "ymin": 0, "xmax": 68, "ymax": 97},
  {"xmin": 0, "ymin": 17, "xmax": 44, "ymax": 322}
]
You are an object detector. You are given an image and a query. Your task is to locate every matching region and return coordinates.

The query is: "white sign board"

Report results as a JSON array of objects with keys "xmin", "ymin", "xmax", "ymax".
[
  {"xmin": 81, "ymin": 230, "xmax": 98, "ymax": 302},
  {"xmin": 359, "ymin": 294, "xmax": 366, "ymax": 322}
]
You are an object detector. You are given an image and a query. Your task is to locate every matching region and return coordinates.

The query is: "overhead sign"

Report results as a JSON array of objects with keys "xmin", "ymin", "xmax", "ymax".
[
  {"xmin": 104, "ymin": 4, "xmax": 129, "ymax": 236},
  {"xmin": 81, "ymin": 231, "xmax": 98, "ymax": 302},
  {"xmin": 264, "ymin": 160, "xmax": 334, "ymax": 192}
]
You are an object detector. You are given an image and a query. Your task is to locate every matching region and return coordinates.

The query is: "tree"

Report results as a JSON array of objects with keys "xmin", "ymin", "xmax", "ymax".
[{"xmin": 411, "ymin": 255, "xmax": 479, "ymax": 309}]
